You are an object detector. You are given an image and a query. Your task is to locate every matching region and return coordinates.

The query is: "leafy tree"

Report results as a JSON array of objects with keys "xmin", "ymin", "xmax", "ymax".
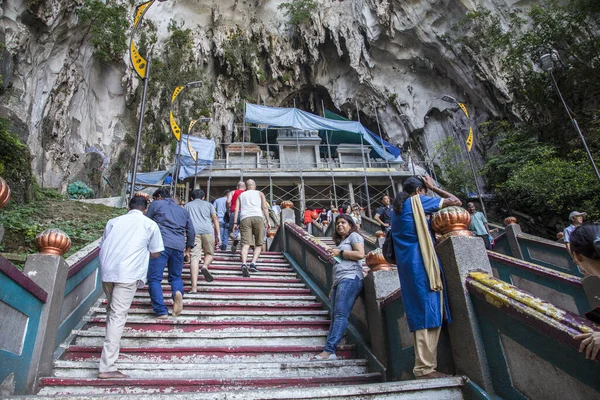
[
  {"xmin": 0, "ymin": 118, "xmax": 33, "ymax": 203},
  {"xmin": 278, "ymin": 0, "xmax": 317, "ymax": 27},
  {"xmin": 77, "ymin": 0, "xmax": 128, "ymax": 63},
  {"xmin": 447, "ymin": 0, "xmax": 600, "ymax": 231}
]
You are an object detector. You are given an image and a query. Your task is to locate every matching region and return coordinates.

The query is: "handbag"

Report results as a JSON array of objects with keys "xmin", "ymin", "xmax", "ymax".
[{"xmin": 382, "ymin": 230, "xmax": 395, "ymax": 264}]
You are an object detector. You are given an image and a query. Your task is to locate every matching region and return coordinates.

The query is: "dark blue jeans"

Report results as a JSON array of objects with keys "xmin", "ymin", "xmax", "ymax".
[
  {"xmin": 324, "ymin": 276, "xmax": 364, "ymax": 353},
  {"xmin": 147, "ymin": 247, "xmax": 184, "ymax": 316}
]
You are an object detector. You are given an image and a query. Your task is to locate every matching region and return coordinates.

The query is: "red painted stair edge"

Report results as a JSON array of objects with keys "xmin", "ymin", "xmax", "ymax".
[
  {"xmin": 40, "ymin": 373, "xmax": 381, "ymax": 387},
  {"xmin": 65, "ymin": 344, "xmax": 356, "ymax": 354}
]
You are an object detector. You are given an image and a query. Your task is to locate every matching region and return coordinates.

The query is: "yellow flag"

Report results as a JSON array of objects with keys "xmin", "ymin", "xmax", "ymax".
[
  {"xmin": 466, "ymin": 126, "xmax": 474, "ymax": 152},
  {"xmin": 134, "ymin": 1, "xmax": 153, "ymax": 28},
  {"xmin": 457, "ymin": 102, "xmax": 470, "ymax": 119},
  {"xmin": 187, "ymin": 120, "xmax": 198, "ymax": 161},
  {"xmin": 170, "ymin": 111, "xmax": 181, "ymax": 141},
  {"xmin": 129, "ymin": 40, "xmax": 147, "ymax": 79},
  {"xmin": 171, "ymin": 86, "xmax": 184, "ymax": 103}
]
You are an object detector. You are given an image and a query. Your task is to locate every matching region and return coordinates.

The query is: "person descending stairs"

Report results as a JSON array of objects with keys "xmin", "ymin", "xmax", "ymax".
[{"xmin": 36, "ymin": 248, "xmax": 381, "ymax": 396}]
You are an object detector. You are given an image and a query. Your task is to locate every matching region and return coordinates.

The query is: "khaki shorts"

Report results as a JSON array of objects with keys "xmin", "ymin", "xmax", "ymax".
[
  {"xmin": 190, "ymin": 234, "xmax": 215, "ymax": 261},
  {"xmin": 240, "ymin": 216, "xmax": 265, "ymax": 247}
]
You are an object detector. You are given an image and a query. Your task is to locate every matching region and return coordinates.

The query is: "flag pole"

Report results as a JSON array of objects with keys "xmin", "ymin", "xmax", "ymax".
[
  {"xmin": 321, "ymin": 99, "xmax": 338, "ymax": 209},
  {"xmin": 130, "ymin": 53, "xmax": 151, "ymax": 201}
]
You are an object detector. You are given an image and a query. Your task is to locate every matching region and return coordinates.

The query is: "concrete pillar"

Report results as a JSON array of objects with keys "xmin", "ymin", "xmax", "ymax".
[
  {"xmin": 504, "ymin": 223, "xmax": 524, "ymax": 260},
  {"xmin": 435, "ymin": 236, "xmax": 494, "ymax": 392},
  {"xmin": 363, "ymin": 269, "xmax": 400, "ymax": 367},
  {"xmin": 348, "ymin": 183, "xmax": 355, "ymax": 205},
  {"xmin": 23, "ymin": 254, "xmax": 69, "ymax": 393},
  {"xmin": 396, "ymin": 182, "xmax": 403, "ymax": 194},
  {"xmin": 280, "ymin": 208, "xmax": 296, "ymax": 252}
]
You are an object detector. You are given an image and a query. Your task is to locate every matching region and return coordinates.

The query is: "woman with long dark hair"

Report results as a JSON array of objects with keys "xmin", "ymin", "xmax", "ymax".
[
  {"xmin": 314, "ymin": 214, "xmax": 365, "ymax": 360},
  {"xmin": 570, "ymin": 223, "xmax": 600, "ymax": 360},
  {"xmin": 391, "ymin": 176, "xmax": 461, "ymax": 379}
]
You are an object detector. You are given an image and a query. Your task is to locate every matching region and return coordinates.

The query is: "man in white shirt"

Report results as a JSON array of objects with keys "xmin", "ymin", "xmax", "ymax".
[
  {"xmin": 97, "ymin": 196, "xmax": 164, "ymax": 379},
  {"xmin": 233, "ymin": 179, "xmax": 270, "ymax": 277}
]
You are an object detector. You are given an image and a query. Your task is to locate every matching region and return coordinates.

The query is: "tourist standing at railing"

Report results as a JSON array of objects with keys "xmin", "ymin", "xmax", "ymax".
[
  {"xmin": 227, "ymin": 181, "xmax": 246, "ymax": 253},
  {"xmin": 185, "ymin": 188, "xmax": 221, "ymax": 291},
  {"xmin": 146, "ymin": 188, "xmax": 195, "ymax": 319},
  {"xmin": 391, "ymin": 176, "xmax": 461, "ymax": 379},
  {"xmin": 467, "ymin": 202, "xmax": 493, "ymax": 250},
  {"xmin": 374, "ymin": 195, "xmax": 393, "ymax": 233},
  {"xmin": 351, "ymin": 203, "xmax": 362, "ymax": 230},
  {"xmin": 570, "ymin": 223, "xmax": 600, "ymax": 361},
  {"xmin": 98, "ymin": 196, "xmax": 164, "ymax": 379},
  {"xmin": 214, "ymin": 189, "xmax": 231, "ymax": 251},
  {"xmin": 314, "ymin": 214, "xmax": 365, "ymax": 360},
  {"xmin": 564, "ymin": 211, "xmax": 586, "ymax": 258},
  {"xmin": 233, "ymin": 179, "xmax": 271, "ymax": 277}
]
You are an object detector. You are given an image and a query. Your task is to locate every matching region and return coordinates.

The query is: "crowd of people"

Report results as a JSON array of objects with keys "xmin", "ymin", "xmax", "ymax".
[{"xmin": 97, "ymin": 176, "xmax": 599, "ymax": 380}]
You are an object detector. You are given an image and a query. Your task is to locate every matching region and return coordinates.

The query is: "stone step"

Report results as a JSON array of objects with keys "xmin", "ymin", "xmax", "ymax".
[
  {"xmin": 35, "ymin": 377, "xmax": 466, "ymax": 399},
  {"xmin": 71, "ymin": 329, "xmax": 340, "ymax": 347},
  {"xmin": 91, "ymin": 307, "xmax": 328, "ymax": 317},
  {"xmin": 153, "ymin": 286, "xmax": 312, "ymax": 295},
  {"xmin": 208, "ymin": 260, "xmax": 292, "ymax": 268},
  {"xmin": 51, "ymin": 359, "xmax": 369, "ymax": 379},
  {"xmin": 132, "ymin": 292, "xmax": 316, "ymax": 301},
  {"xmin": 62, "ymin": 344, "xmax": 358, "ymax": 363},
  {"xmin": 38, "ymin": 373, "xmax": 382, "ymax": 395},
  {"xmin": 167, "ymin": 269, "xmax": 297, "ymax": 277},
  {"xmin": 104, "ymin": 298, "xmax": 323, "ymax": 310},
  {"xmin": 158, "ymin": 274, "xmax": 301, "ymax": 282},
  {"xmin": 83, "ymin": 317, "xmax": 331, "ymax": 332},
  {"xmin": 150, "ymin": 280, "xmax": 307, "ymax": 288}
]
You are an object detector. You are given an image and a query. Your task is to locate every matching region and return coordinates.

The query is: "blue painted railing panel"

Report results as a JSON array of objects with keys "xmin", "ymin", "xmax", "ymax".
[
  {"xmin": 0, "ymin": 270, "xmax": 44, "ymax": 394},
  {"xmin": 56, "ymin": 255, "xmax": 103, "ymax": 347},
  {"xmin": 517, "ymin": 234, "xmax": 583, "ymax": 277},
  {"xmin": 488, "ymin": 253, "xmax": 589, "ymax": 316}
]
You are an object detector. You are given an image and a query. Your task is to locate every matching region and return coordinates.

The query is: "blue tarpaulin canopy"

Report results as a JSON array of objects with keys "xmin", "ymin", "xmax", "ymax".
[{"xmin": 244, "ymin": 103, "xmax": 402, "ymax": 162}]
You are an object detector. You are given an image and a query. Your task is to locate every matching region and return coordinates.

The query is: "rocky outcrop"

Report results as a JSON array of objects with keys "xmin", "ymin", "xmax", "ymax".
[{"xmin": 0, "ymin": 0, "xmax": 524, "ymax": 195}]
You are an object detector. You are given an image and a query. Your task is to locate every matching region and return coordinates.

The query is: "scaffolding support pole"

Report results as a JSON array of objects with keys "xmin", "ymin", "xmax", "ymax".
[
  {"xmin": 293, "ymin": 99, "xmax": 306, "ymax": 212},
  {"xmin": 207, "ymin": 162, "xmax": 213, "ymax": 200},
  {"xmin": 374, "ymin": 106, "xmax": 396, "ymax": 197},
  {"xmin": 321, "ymin": 99, "xmax": 338, "ymax": 209},
  {"xmin": 241, "ymin": 102, "xmax": 246, "ymax": 181},
  {"xmin": 355, "ymin": 101, "xmax": 372, "ymax": 218},
  {"xmin": 265, "ymin": 127, "xmax": 273, "ymax": 205}
]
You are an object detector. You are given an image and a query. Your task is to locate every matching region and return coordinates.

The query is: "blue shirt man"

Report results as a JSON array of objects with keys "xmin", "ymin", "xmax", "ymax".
[
  {"xmin": 467, "ymin": 202, "xmax": 492, "ymax": 250},
  {"xmin": 213, "ymin": 189, "xmax": 230, "ymax": 250},
  {"xmin": 146, "ymin": 188, "xmax": 195, "ymax": 318}
]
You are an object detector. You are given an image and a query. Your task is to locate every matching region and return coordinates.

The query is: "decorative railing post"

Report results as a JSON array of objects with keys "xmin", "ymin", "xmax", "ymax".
[
  {"xmin": 363, "ymin": 249, "xmax": 398, "ymax": 367},
  {"xmin": 23, "ymin": 229, "xmax": 71, "ymax": 393},
  {"xmin": 279, "ymin": 201, "xmax": 295, "ymax": 251},
  {"xmin": 432, "ymin": 206, "xmax": 495, "ymax": 392},
  {"xmin": 503, "ymin": 217, "xmax": 524, "ymax": 260}
]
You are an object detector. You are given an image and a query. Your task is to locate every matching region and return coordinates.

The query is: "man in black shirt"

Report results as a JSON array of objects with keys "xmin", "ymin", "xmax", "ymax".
[{"xmin": 374, "ymin": 195, "xmax": 393, "ymax": 232}]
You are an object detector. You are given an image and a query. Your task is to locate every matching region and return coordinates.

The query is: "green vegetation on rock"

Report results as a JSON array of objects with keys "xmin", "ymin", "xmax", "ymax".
[
  {"xmin": 449, "ymin": 0, "xmax": 600, "ymax": 230},
  {"xmin": 0, "ymin": 189, "xmax": 126, "ymax": 267},
  {"xmin": 278, "ymin": 0, "xmax": 317, "ymax": 27},
  {"xmin": 77, "ymin": 0, "xmax": 128, "ymax": 63},
  {"xmin": 0, "ymin": 118, "xmax": 34, "ymax": 203}
]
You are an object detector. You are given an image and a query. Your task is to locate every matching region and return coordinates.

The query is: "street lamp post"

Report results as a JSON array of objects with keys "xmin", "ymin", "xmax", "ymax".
[
  {"xmin": 442, "ymin": 95, "xmax": 488, "ymax": 218},
  {"xmin": 540, "ymin": 53, "xmax": 600, "ymax": 183}
]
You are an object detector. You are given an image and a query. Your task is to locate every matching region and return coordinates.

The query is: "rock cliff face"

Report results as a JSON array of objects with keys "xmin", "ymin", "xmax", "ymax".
[{"xmin": 0, "ymin": 0, "xmax": 526, "ymax": 194}]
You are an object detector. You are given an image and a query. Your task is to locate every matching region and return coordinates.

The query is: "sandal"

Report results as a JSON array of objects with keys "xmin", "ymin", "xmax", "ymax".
[{"xmin": 312, "ymin": 352, "xmax": 337, "ymax": 361}]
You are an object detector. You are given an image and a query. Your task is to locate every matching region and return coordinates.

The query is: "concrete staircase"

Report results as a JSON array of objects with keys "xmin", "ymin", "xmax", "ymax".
[{"xmin": 37, "ymin": 248, "xmax": 467, "ymax": 398}]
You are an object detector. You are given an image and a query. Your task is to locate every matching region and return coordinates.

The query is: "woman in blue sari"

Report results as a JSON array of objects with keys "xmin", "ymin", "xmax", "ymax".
[{"xmin": 391, "ymin": 176, "xmax": 461, "ymax": 379}]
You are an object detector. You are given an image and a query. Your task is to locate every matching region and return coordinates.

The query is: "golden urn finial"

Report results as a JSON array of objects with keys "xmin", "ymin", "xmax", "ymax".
[
  {"xmin": 431, "ymin": 206, "xmax": 473, "ymax": 241},
  {"xmin": 0, "ymin": 177, "xmax": 10, "ymax": 208},
  {"xmin": 35, "ymin": 228, "xmax": 71, "ymax": 256}
]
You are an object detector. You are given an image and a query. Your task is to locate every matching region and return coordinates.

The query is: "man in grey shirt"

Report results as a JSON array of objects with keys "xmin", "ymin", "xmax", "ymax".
[{"xmin": 184, "ymin": 189, "xmax": 221, "ymax": 291}]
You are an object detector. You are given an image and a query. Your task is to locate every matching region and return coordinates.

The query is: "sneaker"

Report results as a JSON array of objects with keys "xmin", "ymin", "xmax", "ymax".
[
  {"xmin": 249, "ymin": 263, "xmax": 259, "ymax": 272},
  {"xmin": 231, "ymin": 238, "xmax": 239, "ymax": 253},
  {"xmin": 201, "ymin": 267, "xmax": 214, "ymax": 283},
  {"xmin": 220, "ymin": 244, "xmax": 227, "ymax": 251},
  {"xmin": 241, "ymin": 264, "xmax": 250, "ymax": 277},
  {"xmin": 173, "ymin": 291, "xmax": 183, "ymax": 317}
]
